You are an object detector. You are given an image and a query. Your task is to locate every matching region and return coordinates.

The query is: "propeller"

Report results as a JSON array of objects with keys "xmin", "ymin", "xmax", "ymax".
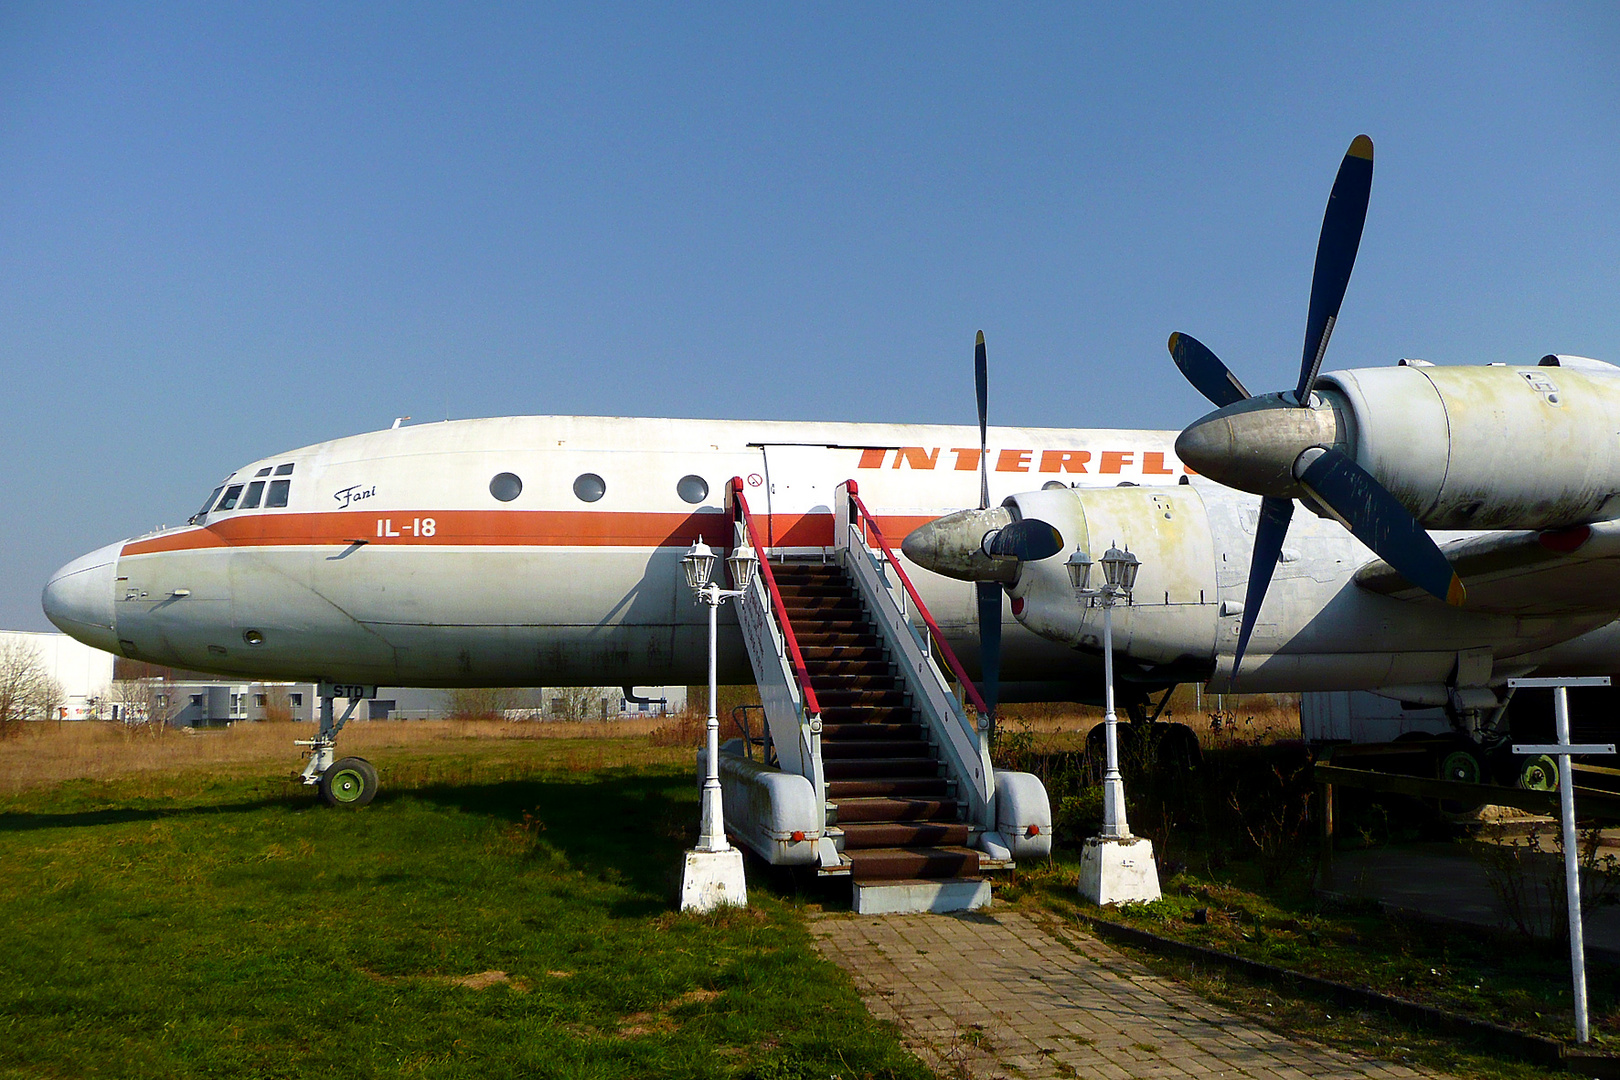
[
  {"xmin": 1169, "ymin": 135, "xmax": 1465, "ymax": 678},
  {"xmin": 974, "ymin": 330, "xmax": 1002, "ymax": 726}
]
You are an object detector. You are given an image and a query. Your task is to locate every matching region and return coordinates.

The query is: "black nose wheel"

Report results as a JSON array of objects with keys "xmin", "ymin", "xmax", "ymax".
[{"xmin": 319, "ymin": 757, "xmax": 379, "ymax": 808}]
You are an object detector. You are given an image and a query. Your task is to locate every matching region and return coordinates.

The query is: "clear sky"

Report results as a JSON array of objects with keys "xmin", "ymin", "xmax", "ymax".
[{"xmin": 3, "ymin": 4, "xmax": 1618, "ymax": 629}]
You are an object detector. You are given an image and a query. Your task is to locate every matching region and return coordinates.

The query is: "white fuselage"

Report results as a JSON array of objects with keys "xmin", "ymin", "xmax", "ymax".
[{"xmin": 43, "ymin": 416, "xmax": 1188, "ymax": 690}]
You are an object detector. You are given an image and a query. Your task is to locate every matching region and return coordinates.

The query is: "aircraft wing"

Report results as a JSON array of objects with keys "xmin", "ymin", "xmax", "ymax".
[{"xmin": 1354, "ymin": 520, "xmax": 1620, "ymax": 615}]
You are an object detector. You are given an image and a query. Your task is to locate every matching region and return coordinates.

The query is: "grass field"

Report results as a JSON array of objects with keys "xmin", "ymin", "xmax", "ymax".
[{"xmin": 0, "ymin": 721, "xmax": 928, "ymax": 1080}]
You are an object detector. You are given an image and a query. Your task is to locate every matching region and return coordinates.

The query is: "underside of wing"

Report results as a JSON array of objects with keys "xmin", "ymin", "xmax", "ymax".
[{"xmin": 1354, "ymin": 521, "xmax": 1620, "ymax": 615}]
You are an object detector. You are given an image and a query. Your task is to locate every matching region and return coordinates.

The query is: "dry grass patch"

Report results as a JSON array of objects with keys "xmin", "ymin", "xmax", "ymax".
[{"xmin": 0, "ymin": 717, "xmax": 683, "ymax": 795}]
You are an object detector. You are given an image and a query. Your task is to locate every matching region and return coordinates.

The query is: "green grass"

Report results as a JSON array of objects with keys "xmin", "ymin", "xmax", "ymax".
[{"xmin": 0, "ymin": 739, "xmax": 928, "ymax": 1080}]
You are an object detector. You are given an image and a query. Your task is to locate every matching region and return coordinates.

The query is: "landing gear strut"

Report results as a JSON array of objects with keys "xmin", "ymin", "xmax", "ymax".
[{"xmin": 297, "ymin": 682, "xmax": 380, "ymax": 807}]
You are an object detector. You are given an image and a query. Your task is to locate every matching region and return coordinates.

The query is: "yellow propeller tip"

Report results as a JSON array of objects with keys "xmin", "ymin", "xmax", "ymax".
[
  {"xmin": 1348, "ymin": 134, "xmax": 1374, "ymax": 161},
  {"xmin": 1168, "ymin": 331, "xmax": 1181, "ymax": 352},
  {"xmin": 976, "ymin": 330, "xmax": 985, "ymax": 345},
  {"xmin": 1446, "ymin": 575, "xmax": 1466, "ymax": 607}
]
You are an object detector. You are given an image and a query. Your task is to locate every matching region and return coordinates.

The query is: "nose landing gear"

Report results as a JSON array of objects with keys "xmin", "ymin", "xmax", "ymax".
[{"xmin": 296, "ymin": 683, "xmax": 380, "ymax": 808}]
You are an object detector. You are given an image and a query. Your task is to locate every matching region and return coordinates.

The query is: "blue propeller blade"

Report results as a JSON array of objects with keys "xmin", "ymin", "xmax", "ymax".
[
  {"xmin": 1296, "ymin": 135, "xmax": 1373, "ymax": 404},
  {"xmin": 1296, "ymin": 446, "xmax": 1465, "ymax": 606},
  {"xmin": 1234, "ymin": 496, "xmax": 1294, "ymax": 679},
  {"xmin": 975, "ymin": 331, "xmax": 990, "ymax": 510},
  {"xmin": 1169, "ymin": 331, "xmax": 1251, "ymax": 408},
  {"xmin": 976, "ymin": 581, "xmax": 1001, "ymax": 722}
]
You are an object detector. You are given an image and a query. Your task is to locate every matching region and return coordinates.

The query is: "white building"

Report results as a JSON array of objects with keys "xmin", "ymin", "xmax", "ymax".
[{"xmin": 0, "ymin": 630, "xmax": 115, "ymax": 720}]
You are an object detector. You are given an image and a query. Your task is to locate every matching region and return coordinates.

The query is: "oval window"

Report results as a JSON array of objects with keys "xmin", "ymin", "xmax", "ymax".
[
  {"xmin": 677, "ymin": 475, "xmax": 709, "ymax": 504},
  {"xmin": 489, "ymin": 472, "xmax": 523, "ymax": 502},
  {"xmin": 573, "ymin": 473, "xmax": 606, "ymax": 503}
]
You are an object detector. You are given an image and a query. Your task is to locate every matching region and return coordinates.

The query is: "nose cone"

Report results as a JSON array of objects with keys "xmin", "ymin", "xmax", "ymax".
[
  {"xmin": 43, "ymin": 541, "xmax": 122, "ymax": 652},
  {"xmin": 1175, "ymin": 393, "xmax": 1343, "ymax": 498},
  {"xmin": 902, "ymin": 506, "xmax": 1019, "ymax": 583}
]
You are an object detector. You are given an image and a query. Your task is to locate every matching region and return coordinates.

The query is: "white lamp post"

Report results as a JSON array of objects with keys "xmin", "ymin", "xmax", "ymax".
[
  {"xmin": 677, "ymin": 538, "xmax": 758, "ymax": 911},
  {"xmin": 1070, "ymin": 544, "xmax": 1161, "ymax": 906}
]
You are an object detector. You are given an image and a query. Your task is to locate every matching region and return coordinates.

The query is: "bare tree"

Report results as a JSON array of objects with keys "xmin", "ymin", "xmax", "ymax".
[
  {"xmin": 261, "ymin": 685, "xmax": 293, "ymax": 723},
  {"xmin": 549, "ymin": 685, "xmax": 612, "ymax": 722},
  {"xmin": 111, "ymin": 677, "xmax": 177, "ymax": 736},
  {"xmin": 446, "ymin": 687, "xmax": 518, "ymax": 721},
  {"xmin": 0, "ymin": 638, "xmax": 61, "ymax": 739}
]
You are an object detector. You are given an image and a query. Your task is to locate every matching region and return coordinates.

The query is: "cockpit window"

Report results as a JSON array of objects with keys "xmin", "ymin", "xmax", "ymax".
[
  {"xmin": 197, "ymin": 487, "xmax": 223, "ymax": 517},
  {"xmin": 274, "ymin": 463, "xmax": 294, "ymax": 476},
  {"xmin": 216, "ymin": 484, "xmax": 245, "ymax": 511},
  {"xmin": 266, "ymin": 479, "xmax": 291, "ymax": 507},
  {"xmin": 255, "ymin": 467, "xmax": 272, "ymax": 477},
  {"xmin": 241, "ymin": 481, "xmax": 266, "ymax": 510}
]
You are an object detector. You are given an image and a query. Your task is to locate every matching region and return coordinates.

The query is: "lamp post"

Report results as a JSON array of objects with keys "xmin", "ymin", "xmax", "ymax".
[
  {"xmin": 677, "ymin": 538, "xmax": 758, "ymax": 911},
  {"xmin": 1069, "ymin": 544, "xmax": 1161, "ymax": 906}
]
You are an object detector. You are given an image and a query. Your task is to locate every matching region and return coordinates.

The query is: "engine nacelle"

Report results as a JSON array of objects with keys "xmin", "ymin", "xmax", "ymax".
[
  {"xmin": 1321, "ymin": 358, "xmax": 1620, "ymax": 529},
  {"xmin": 1002, "ymin": 486, "xmax": 1219, "ymax": 680}
]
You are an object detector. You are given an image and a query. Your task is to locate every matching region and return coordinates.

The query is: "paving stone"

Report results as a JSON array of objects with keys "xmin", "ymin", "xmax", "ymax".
[{"xmin": 809, "ymin": 908, "xmax": 1456, "ymax": 1080}]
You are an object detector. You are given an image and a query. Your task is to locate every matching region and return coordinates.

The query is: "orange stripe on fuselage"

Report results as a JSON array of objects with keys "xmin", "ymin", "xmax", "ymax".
[{"xmin": 119, "ymin": 510, "xmax": 945, "ymax": 557}]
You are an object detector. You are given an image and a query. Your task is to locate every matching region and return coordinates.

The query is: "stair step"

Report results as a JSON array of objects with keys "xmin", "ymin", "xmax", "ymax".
[
  {"xmin": 780, "ymin": 596, "xmax": 863, "ymax": 612},
  {"xmin": 810, "ymin": 674, "xmax": 901, "ymax": 692},
  {"xmin": 824, "ymin": 757, "xmax": 939, "ymax": 780},
  {"xmin": 840, "ymin": 821, "xmax": 971, "ymax": 848},
  {"xmin": 846, "ymin": 846, "xmax": 980, "ymax": 882},
  {"xmin": 820, "ymin": 705, "xmax": 914, "ymax": 724},
  {"xmin": 800, "ymin": 646, "xmax": 886, "ymax": 663},
  {"xmin": 821, "ymin": 723, "xmax": 923, "ymax": 740},
  {"xmin": 853, "ymin": 877, "xmax": 990, "ymax": 914},
  {"xmin": 814, "ymin": 688, "xmax": 906, "ymax": 707},
  {"xmin": 795, "ymin": 631, "xmax": 881, "ymax": 646},
  {"xmin": 820, "ymin": 739, "xmax": 929, "ymax": 759},
  {"xmin": 805, "ymin": 660, "xmax": 892, "ymax": 677},
  {"xmin": 827, "ymin": 777, "xmax": 950, "ymax": 798},
  {"xmin": 833, "ymin": 796, "xmax": 960, "ymax": 823}
]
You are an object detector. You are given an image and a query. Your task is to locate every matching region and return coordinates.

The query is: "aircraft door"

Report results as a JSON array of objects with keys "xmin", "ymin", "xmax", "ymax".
[{"xmin": 759, "ymin": 444, "xmax": 841, "ymax": 550}]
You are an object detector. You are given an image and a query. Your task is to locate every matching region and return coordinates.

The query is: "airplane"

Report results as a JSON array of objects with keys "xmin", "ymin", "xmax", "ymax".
[{"xmin": 42, "ymin": 135, "xmax": 1619, "ymax": 811}]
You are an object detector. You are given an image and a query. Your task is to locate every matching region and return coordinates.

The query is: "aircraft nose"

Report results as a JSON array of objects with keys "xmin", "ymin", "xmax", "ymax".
[{"xmin": 42, "ymin": 541, "xmax": 122, "ymax": 652}]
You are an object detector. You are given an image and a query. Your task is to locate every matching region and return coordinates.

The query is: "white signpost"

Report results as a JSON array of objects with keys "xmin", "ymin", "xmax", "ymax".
[{"xmin": 1507, "ymin": 675, "xmax": 1614, "ymax": 1044}]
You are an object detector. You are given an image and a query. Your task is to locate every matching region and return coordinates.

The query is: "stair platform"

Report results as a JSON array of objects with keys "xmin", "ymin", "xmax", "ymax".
[{"xmin": 852, "ymin": 877, "xmax": 991, "ymax": 915}]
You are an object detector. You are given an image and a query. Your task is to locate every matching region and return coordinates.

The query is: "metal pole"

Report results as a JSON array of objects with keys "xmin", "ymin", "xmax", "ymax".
[
  {"xmin": 1554, "ymin": 685, "xmax": 1589, "ymax": 1043},
  {"xmin": 1101, "ymin": 597, "xmax": 1129, "ymax": 838},
  {"xmin": 697, "ymin": 587, "xmax": 728, "ymax": 852}
]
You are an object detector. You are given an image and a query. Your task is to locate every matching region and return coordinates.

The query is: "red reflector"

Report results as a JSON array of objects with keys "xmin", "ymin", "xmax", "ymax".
[
  {"xmin": 1011, "ymin": 597, "xmax": 1025, "ymax": 616},
  {"xmin": 790, "ymin": 830, "xmax": 806, "ymax": 842},
  {"xmin": 1026, "ymin": 824, "xmax": 1040, "ymax": 836},
  {"xmin": 1539, "ymin": 525, "xmax": 1592, "ymax": 554}
]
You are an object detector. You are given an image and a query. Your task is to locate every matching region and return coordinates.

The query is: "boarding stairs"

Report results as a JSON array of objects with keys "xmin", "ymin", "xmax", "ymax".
[{"xmin": 716, "ymin": 478, "xmax": 1052, "ymax": 914}]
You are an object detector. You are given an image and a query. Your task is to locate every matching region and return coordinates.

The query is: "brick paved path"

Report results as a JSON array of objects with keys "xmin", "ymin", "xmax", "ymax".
[{"xmin": 810, "ymin": 910, "xmax": 1449, "ymax": 1080}]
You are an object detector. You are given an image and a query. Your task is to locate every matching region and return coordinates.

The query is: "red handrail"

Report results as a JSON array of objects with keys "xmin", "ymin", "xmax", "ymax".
[
  {"xmin": 728, "ymin": 477, "xmax": 822, "ymax": 718},
  {"xmin": 843, "ymin": 481, "xmax": 992, "ymax": 719}
]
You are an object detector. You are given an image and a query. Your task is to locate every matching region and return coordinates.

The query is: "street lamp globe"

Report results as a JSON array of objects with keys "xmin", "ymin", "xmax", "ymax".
[
  {"xmin": 1100, "ymin": 546, "xmax": 1140, "ymax": 594},
  {"xmin": 1065, "ymin": 549, "xmax": 1094, "ymax": 596},
  {"xmin": 727, "ymin": 545, "xmax": 759, "ymax": 592},
  {"xmin": 682, "ymin": 540, "xmax": 717, "ymax": 592}
]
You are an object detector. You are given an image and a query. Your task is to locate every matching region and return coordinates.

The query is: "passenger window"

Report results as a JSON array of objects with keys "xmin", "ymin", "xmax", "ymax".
[
  {"xmin": 241, "ymin": 481, "xmax": 265, "ymax": 510},
  {"xmin": 216, "ymin": 484, "xmax": 245, "ymax": 511},
  {"xmin": 274, "ymin": 463, "xmax": 294, "ymax": 476},
  {"xmin": 573, "ymin": 473, "xmax": 606, "ymax": 502},
  {"xmin": 677, "ymin": 475, "xmax": 709, "ymax": 504},
  {"xmin": 266, "ymin": 479, "xmax": 291, "ymax": 508}
]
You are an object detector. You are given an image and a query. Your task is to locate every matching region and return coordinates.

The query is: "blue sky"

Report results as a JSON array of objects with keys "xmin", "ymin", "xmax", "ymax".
[{"xmin": 3, "ymin": 4, "xmax": 1618, "ymax": 629}]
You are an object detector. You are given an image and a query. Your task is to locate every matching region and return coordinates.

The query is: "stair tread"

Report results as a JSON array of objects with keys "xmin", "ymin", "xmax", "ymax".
[{"xmin": 833, "ymin": 797, "xmax": 960, "ymax": 822}]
